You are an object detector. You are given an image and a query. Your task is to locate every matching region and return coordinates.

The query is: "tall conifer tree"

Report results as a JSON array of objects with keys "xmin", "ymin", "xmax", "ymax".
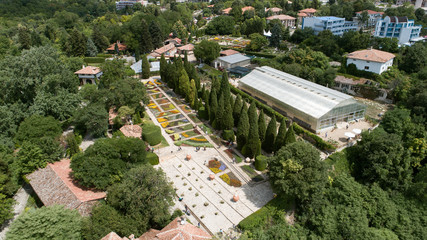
[
  {"xmin": 274, "ymin": 118, "xmax": 287, "ymax": 152},
  {"xmin": 263, "ymin": 115, "xmax": 277, "ymax": 153},
  {"xmin": 236, "ymin": 104, "xmax": 249, "ymax": 150}
]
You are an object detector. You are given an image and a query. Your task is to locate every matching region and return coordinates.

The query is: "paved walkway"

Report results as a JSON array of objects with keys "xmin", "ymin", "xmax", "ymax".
[
  {"xmin": 0, "ymin": 185, "xmax": 32, "ymax": 240},
  {"xmin": 146, "ymin": 78, "xmax": 274, "ymax": 234}
]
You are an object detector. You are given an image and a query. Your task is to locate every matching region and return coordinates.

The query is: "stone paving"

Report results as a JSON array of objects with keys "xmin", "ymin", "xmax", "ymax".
[{"xmin": 145, "ymin": 77, "xmax": 274, "ymax": 234}]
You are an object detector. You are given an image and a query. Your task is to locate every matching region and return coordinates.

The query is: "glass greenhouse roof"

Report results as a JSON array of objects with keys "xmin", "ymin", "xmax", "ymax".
[{"xmin": 239, "ymin": 66, "xmax": 359, "ymax": 119}]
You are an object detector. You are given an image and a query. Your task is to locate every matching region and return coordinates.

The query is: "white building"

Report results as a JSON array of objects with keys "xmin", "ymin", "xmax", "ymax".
[
  {"xmin": 74, "ymin": 66, "xmax": 103, "ymax": 85},
  {"xmin": 266, "ymin": 15, "xmax": 296, "ymax": 28},
  {"xmin": 302, "ymin": 16, "xmax": 358, "ymax": 36},
  {"xmin": 346, "ymin": 49, "xmax": 395, "ymax": 75},
  {"xmin": 214, "ymin": 53, "xmax": 251, "ymax": 70},
  {"xmin": 374, "ymin": 16, "xmax": 421, "ymax": 45},
  {"xmin": 115, "ymin": 0, "xmax": 147, "ymax": 10},
  {"xmin": 353, "ymin": 10, "xmax": 384, "ymax": 28}
]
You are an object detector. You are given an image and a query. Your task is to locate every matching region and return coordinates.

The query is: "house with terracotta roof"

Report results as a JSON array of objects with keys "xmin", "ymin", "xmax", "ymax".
[
  {"xmin": 150, "ymin": 43, "xmax": 177, "ymax": 58},
  {"xmin": 102, "ymin": 217, "xmax": 211, "ymax": 240},
  {"xmin": 222, "ymin": 6, "xmax": 254, "ymax": 15},
  {"xmin": 220, "ymin": 49, "xmax": 240, "ymax": 57},
  {"xmin": 107, "ymin": 41, "xmax": 127, "ymax": 53},
  {"xmin": 27, "ymin": 159, "xmax": 106, "ymax": 216},
  {"xmin": 164, "ymin": 38, "xmax": 182, "ymax": 46},
  {"xmin": 177, "ymin": 43, "xmax": 194, "ymax": 54},
  {"xmin": 266, "ymin": 7, "xmax": 282, "ymax": 15},
  {"xmin": 346, "ymin": 48, "xmax": 395, "ymax": 74},
  {"xmin": 74, "ymin": 65, "xmax": 103, "ymax": 85},
  {"xmin": 266, "ymin": 15, "xmax": 296, "ymax": 28},
  {"xmin": 299, "ymin": 8, "xmax": 317, "ymax": 17},
  {"xmin": 354, "ymin": 10, "xmax": 384, "ymax": 28}
]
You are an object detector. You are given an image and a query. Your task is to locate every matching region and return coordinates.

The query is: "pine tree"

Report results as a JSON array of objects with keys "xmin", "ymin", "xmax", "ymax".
[
  {"xmin": 270, "ymin": 23, "xmax": 282, "ymax": 48},
  {"xmin": 68, "ymin": 29, "xmax": 87, "ymax": 57},
  {"xmin": 274, "ymin": 118, "xmax": 287, "ymax": 152},
  {"xmin": 284, "ymin": 124, "xmax": 297, "ymax": 145},
  {"xmin": 200, "ymin": 84, "xmax": 205, "ymax": 99},
  {"xmin": 189, "ymin": 79, "xmax": 197, "ymax": 108},
  {"xmin": 236, "ymin": 104, "xmax": 249, "ymax": 150},
  {"xmin": 233, "ymin": 95, "xmax": 243, "ymax": 126},
  {"xmin": 141, "ymin": 55, "xmax": 150, "ymax": 79},
  {"xmin": 172, "ymin": 20, "xmax": 188, "ymax": 43},
  {"xmin": 178, "ymin": 68, "xmax": 190, "ymax": 98},
  {"xmin": 263, "ymin": 115, "xmax": 277, "ymax": 153},
  {"xmin": 258, "ymin": 110, "xmax": 266, "ymax": 143},
  {"xmin": 209, "ymin": 89, "xmax": 218, "ymax": 124},
  {"xmin": 86, "ymin": 38, "xmax": 98, "ymax": 57},
  {"xmin": 215, "ymin": 93, "xmax": 225, "ymax": 130},
  {"xmin": 223, "ymin": 100, "xmax": 234, "ymax": 130},
  {"xmin": 149, "ymin": 20, "xmax": 163, "ymax": 49},
  {"xmin": 160, "ymin": 54, "xmax": 167, "ymax": 82},
  {"xmin": 92, "ymin": 26, "xmax": 109, "ymax": 52},
  {"xmin": 140, "ymin": 19, "xmax": 153, "ymax": 53}
]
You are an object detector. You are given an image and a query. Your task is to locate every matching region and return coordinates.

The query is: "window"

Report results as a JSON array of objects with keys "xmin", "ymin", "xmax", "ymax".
[{"xmin": 364, "ymin": 66, "xmax": 369, "ymax": 70}]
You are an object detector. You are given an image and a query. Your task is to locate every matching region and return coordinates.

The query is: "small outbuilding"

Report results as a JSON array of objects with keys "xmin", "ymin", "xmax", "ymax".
[
  {"xmin": 74, "ymin": 65, "xmax": 103, "ymax": 85},
  {"xmin": 214, "ymin": 53, "xmax": 251, "ymax": 69}
]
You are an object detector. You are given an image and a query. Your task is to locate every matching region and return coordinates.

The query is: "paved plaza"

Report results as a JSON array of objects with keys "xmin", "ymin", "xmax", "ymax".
[
  {"xmin": 144, "ymin": 78, "xmax": 274, "ymax": 234},
  {"xmin": 318, "ymin": 120, "xmax": 374, "ymax": 148}
]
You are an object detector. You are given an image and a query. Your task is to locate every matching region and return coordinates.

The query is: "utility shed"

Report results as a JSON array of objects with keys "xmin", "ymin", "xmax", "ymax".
[
  {"xmin": 238, "ymin": 66, "xmax": 366, "ymax": 131},
  {"xmin": 214, "ymin": 53, "xmax": 251, "ymax": 69}
]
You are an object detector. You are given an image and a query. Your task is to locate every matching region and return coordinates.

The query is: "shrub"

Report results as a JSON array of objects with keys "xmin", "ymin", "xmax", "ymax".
[
  {"xmin": 198, "ymin": 106, "xmax": 209, "ymax": 120},
  {"xmin": 142, "ymin": 123, "xmax": 162, "ymax": 145},
  {"xmin": 83, "ymin": 57, "xmax": 105, "ymax": 63},
  {"xmin": 171, "ymin": 209, "xmax": 183, "ymax": 219},
  {"xmin": 222, "ymin": 130, "xmax": 235, "ymax": 142},
  {"xmin": 146, "ymin": 152, "xmax": 159, "ymax": 165},
  {"xmin": 255, "ymin": 155, "xmax": 267, "ymax": 171}
]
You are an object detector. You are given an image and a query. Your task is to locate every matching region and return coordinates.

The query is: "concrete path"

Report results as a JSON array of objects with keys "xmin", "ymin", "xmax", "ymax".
[{"xmin": 0, "ymin": 185, "xmax": 32, "ymax": 240}]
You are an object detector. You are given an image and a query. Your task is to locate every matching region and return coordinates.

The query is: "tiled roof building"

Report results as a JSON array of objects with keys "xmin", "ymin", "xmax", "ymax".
[{"xmin": 27, "ymin": 159, "xmax": 106, "ymax": 216}]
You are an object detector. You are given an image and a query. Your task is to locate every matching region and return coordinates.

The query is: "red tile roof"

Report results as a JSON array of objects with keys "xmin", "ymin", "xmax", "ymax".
[
  {"xmin": 300, "ymin": 8, "xmax": 317, "ymax": 14},
  {"xmin": 107, "ymin": 41, "xmax": 127, "ymax": 51},
  {"xmin": 266, "ymin": 14, "xmax": 296, "ymax": 21},
  {"xmin": 266, "ymin": 7, "xmax": 282, "ymax": 13},
  {"xmin": 297, "ymin": 12, "xmax": 308, "ymax": 17},
  {"xmin": 74, "ymin": 66, "xmax": 101, "ymax": 75},
  {"xmin": 120, "ymin": 125, "xmax": 142, "ymax": 139},
  {"xmin": 220, "ymin": 49, "xmax": 240, "ymax": 56},
  {"xmin": 27, "ymin": 159, "xmax": 106, "ymax": 216},
  {"xmin": 347, "ymin": 49, "xmax": 395, "ymax": 63},
  {"xmin": 177, "ymin": 44, "xmax": 195, "ymax": 51},
  {"xmin": 222, "ymin": 7, "xmax": 231, "ymax": 14},
  {"xmin": 101, "ymin": 232, "xmax": 128, "ymax": 240},
  {"xmin": 241, "ymin": 6, "xmax": 254, "ymax": 13},
  {"xmin": 165, "ymin": 38, "xmax": 182, "ymax": 45},
  {"xmin": 154, "ymin": 43, "xmax": 177, "ymax": 55}
]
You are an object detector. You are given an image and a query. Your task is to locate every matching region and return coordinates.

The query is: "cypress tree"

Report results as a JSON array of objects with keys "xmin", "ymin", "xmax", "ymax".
[
  {"xmin": 236, "ymin": 104, "xmax": 249, "ymax": 150},
  {"xmin": 209, "ymin": 89, "xmax": 218, "ymax": 124},
  {"xmin": 212, "ymin": 77, "xmax": 220, "ymax": 94},
  {"xmin": 263, "ymin": 115, "xmax": 277, "ymax": 153},
  {"xmin": 223, "ymin": 99, "xmax": 234, "ymax": 130},
  {"xmin": 219, "ymin": 71, "xmax": 231, "ymax": 102},
  {"xmin": 194, "ymin": 97, "xmax": 200, "ymax": 111},
  {"xmin": 274, "ymin": 118, "xmax": 287, "ymax": 152},
  {"xmin": 215, "ymin": 94, "xmax": 225, "ymax": 130},
  {"xmin": 258, "ymin": 110, "xmax": 266, "ymax": 143},
  {"xmin": 149, "ymin": 20, "xmax": 163, "ymax": 49},
  {"xmin": 189, "ymin": 79, "xmax": 197, "ymax": 108},
  {"xmin": 160, "ymin": 54, "xmax": 167, "ymax": 82},
  {"xmin": 243, "ymin": 101, "xmax": 261, "ymax": 158},
  {"xmin": 86, "ymin": 38, "xmax": 98, "ymax": 57},
  {"xmin": 284, "ymin": 124, "xmax": 297, "ymax": 145},
  {"xmin": 233, "ymin": 95, "xmax": 243, "ymax": 126},
  {"xmin": 178, "ymin": 68, "xmax": 190, "ymax": 98},
  {"xmin": 135, "ymin": 49, "xmax": 141, "ymax": 62},
  {"xmin": 141, "ymin": 55, "xmax": 150, "ymax": 79},
  {"xmin": 200, "ymin": 84, "xmax": 205, "ymax": 99}
]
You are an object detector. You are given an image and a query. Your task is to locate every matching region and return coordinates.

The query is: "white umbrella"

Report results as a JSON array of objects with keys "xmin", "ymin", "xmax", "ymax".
[
  {"xmin": 353, "ymin": 129, "xmax": 362, "ymax": 134},
  {"xmin": 344, "ymin": 132, "xmax": 355, "ymax": 138}
]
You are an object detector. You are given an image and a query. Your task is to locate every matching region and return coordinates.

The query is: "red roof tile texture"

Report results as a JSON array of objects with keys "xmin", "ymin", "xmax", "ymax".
[
  {"xmin": 300, "ymin": 8, "xmax": 317, "ymax": 13},
  {"xmin": 107, "ymin": 41, "xmax": 127, "ymax": 51},
  {"xmin": 220, "ymin": 49, "xmax": 240, "ymax": 56},
  {"xmin": 347, "ymin": 49, "xmax": 395, "ymax": 63},
  {"xmin": 74, "ymin": 66, "xmax": 102, "ymax": 75},
  {"xmin": 355, "ymin": 10, "xmax": 384, "ymax": 15},
  {"xmin": 266, "ymin": 14, "xmax": 296, "ymax": 21}
]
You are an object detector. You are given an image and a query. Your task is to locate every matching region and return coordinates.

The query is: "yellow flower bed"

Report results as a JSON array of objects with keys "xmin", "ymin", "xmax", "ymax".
[
  {"xmin": 190, "ymin": 137, "xmax": 207, "ymax": 142},
  {"xmin": 170, "ymin": 110, "xmax": 179, "ymax": 114},
  {"xmin": 157, "ymin": 118, "xmax": 167, "ymax": 123},
  {"xmin": 148, "ymin": 103, "xmax": 156, "ymax": 107},
  {"xmin": 209, "ymin": 168, "xmax": 222, "ymax": 174},
  {"xmin": 158, "ymin": 112, "xmax": 164, "ymax": 117},
  {"xmin": 182, "ymin": 133, "xmax": 189, "ymax": 138},
  {"xmin": 219, "ymin": 174, "xmax": 230, "ymax": 185},
  {"xmin": 161, "ymin": 122, "xmax": 169, "ymax": 128},
  {"xmin": 165, "ymin": 129, "xmax": 174, "ymax": 134}
]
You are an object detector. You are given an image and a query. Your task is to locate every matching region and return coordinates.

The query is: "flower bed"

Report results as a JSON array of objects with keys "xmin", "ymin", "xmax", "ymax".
[
  {"xmin": 165, "ymin": 119, "xmax": 189, "ymax": 128},
  {"xmin": 157, "ymin": 117, "xmax": 168, "ymax": 123},
  {"xmin": 160, "ymin": 103, "xmax": 176, "ymax": 111},
  {"xmin": 209, "ymin": 167, "xmax": 222, "ymax": 174},
  {"xmin": 151, "ymin": 93, "xmax": 164, "ymax": 99},
  {"xmin": 180, "ymin": 105, "xmax": 192, "ymax": 113},
  {"xmin": 174, "ymin": 139, "xmax": 213, "ymax": 148},
  {"xmin": 158, "ymin": 114, "xmax": 185, "ymax": 124},
  {"xmin": 153, "ymin": 79, "xmax": 162, "ymax": 85},
  {"xmin": 181, "ymin": 129, "xmax": 201, "ymax": 138},
  {"xmin": 148, "ymin": 89, "xmax": 160, "ymax": 94},
  {"xmin": 156, "ymin": 98, "xmax": 170, "ymax": 105},
  {"xmin": 241, "ymin": 165, "xmax": 264, "ymax": 182},
  {"xmin": 168, "ymin": 124, "xmax": 193, "ymax": 133},
  {"xmin": 149, "ymin": 106, "xmax": 161, "ymax": 115},
  {"xmin": 165, "ymin": 90, "xmax": 176, "ymax": 98},
  {"xmin": 169, "ymin": 109, "xmax": 180, "ymax": 114},
  {"xmin": 188, "ymin": 114, "xmax": 201, "ymax": 123},
  {"xmin": 199, "ymin": 124, "xmax": 213, "ymax": 134},
  {"xmin": 224, "ymin": 149, "xmax": 243, "ymax": 163},
  {"xmin": 171, "ymin": 97, "xmax": 183, "ymax": 105},
  {"xmin": 219, "ymin": 173, "xmax": 242, "ymax": 187},
  {"xmin": 219, "ymin": 173, "xmax": 230, "ymax": 185},
  {"xmin": 156, "ymin": 111, "xmax": 178, "ymax": 118}
]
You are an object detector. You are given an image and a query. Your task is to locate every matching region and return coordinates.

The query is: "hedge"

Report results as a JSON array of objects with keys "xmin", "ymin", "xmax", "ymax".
[
  {"xmin": 83, "ymin": 57, "xmax": 105, "ymax": 64},
  {"xmin": 96, "ymin": 53, "xmax": 113, "ymax": 58},
  {"xmin": 230, "ymin": 85, "xmax": 287, "ymax": 122},
  {"xmin": 254, "ymin": 155, "xmax": 267, "ymax": 171},
  {"xmin": 292, "ymin": 122, "xmax": 336, "ymax": 151},
  {"xmin": 147, "ymin": 152, "xmax": 159, "ymax": 165},
  {"xmin": 222, "ymin": 130, "xmax": 235, "ymax": 142},
  {"xmin": 142, "ymin": 123, "xmax": 162, "ymax": 146}
]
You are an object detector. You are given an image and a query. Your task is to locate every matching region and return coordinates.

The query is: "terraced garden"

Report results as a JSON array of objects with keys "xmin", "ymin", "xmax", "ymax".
[
  {"xmin": 159, "ymin": 103, "xmax": 176, "ymax": 111},
  {"xmin": 166, "ymin": 124, "xmax": 194, "ymax": 133},
  {"xmin": 188, "ymin": 114, "xmax": 202, "ymax": 123},
  {"xmin": 155, "ymin": 98, "xmax": 170, "ymax": 105},
  {"xmin": 160, "ymin": 119, "xmax": 189, "ymax": 128}
]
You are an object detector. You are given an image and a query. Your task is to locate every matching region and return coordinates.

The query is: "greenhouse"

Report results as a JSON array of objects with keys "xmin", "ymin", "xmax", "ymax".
[{"xmin": 238, "ymin": 66, "xmax": 366, "ymax": 132}]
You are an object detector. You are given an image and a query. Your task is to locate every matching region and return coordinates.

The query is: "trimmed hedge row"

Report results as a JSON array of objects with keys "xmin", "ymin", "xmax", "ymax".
[
  {"xmin": 292, "ymin": 122, "xmax": 336, "ymax": 151},
  {"xmin": 147, "ymin": 152, "xmax": 159, "ymax": 165},
  {"xmin": 230, "ymin": 85, "xmax": 287, "ymax": 122},
  {"xmin": 142, "ymin": 123, "xmax": 162, "ymax": 146},
  {"xmin": 254, "ymin": 155, "xmax": 267, "ymax": 171},
  {"xmin": 84, "ymin": 57, "xmax": 105, "ymax": 63}
]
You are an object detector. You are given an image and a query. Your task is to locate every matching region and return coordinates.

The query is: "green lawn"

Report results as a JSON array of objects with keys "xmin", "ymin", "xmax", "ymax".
[{"xmin": 238, "ymin": 195, "xmax": 294, "ymax": 232}]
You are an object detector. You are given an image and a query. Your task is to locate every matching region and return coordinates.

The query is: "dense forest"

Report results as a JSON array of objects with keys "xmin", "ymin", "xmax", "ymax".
[{"xmin": 0, "ymin": 0, "xmax": 426, "ymax": 239}]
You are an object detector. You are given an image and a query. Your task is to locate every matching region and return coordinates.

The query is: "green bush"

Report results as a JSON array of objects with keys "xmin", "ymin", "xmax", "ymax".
[
  {"xmin": 147, "ymin": 152, "xmax": 159, "ymax": 165},
  {"xmin": 238, "ymin": 205, "xmax": 271, "ymax": 231},
  {"xmin": 198, "ymin": 106, "xmax": 209, "ymax": 120},
  {"xmin": 96, "ymin": 53, "xmax": 113, "ymax": 58},
  {"xmin": 83, "ymin": 57, "xmax": 105, "ymax": 63},
  {"xmin": 222, "ymin": 130, "xmax": 235, "ymax": 142},
  {"xmin": 254, "ymin": 155, "xmax": 267, "ymax": 171},
  {"xmin": 142, "ymin": 124, "xmax": 162, "ymax": 146}
]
